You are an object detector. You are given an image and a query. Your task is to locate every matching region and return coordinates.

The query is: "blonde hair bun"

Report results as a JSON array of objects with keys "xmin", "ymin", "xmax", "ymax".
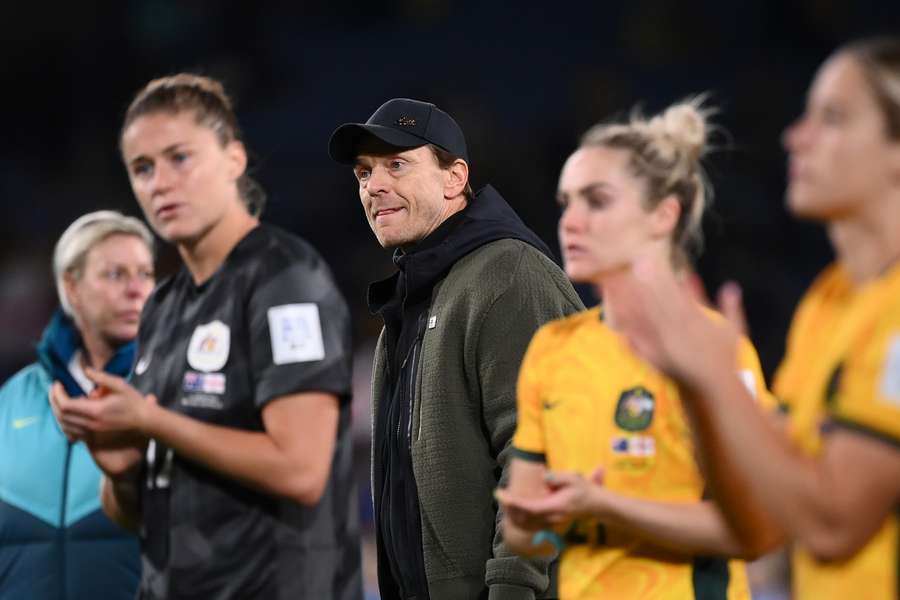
[{"xmin": 642, "ymin": 97, "xmax": 710, "ymax": 163}]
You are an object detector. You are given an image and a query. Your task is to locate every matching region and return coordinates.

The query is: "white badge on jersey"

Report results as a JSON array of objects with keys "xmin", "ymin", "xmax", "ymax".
[
  {"xmin": 267, "ymin": 303, "xmax": 325, "ymax": 365},
  {"xmin": 879, "ymin": 335, "xmax": 900, "ymax": 407},
  {"xmin": 187, "ymin": 320, "xmax": 231, "ymax": 372}
]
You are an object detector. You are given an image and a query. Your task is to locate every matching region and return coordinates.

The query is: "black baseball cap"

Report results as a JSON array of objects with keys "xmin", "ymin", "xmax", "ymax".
[{"xmin": 328, "ymin": 98, "xmax": 468, "ymax": 164}]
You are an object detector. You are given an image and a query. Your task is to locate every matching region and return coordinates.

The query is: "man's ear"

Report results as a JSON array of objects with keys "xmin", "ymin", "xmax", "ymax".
[{"xmin": 444, "ymin": 159, "xmax": 469, "ymax": 200}]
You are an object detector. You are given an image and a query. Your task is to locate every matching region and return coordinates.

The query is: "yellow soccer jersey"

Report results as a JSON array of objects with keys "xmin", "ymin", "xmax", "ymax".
[
  {"xmin": 512, "ymin": 306, "xmax": 769, "ymax": 600},
  {"xmin": 773, "ymin": 262, "xmax": 900, "ymax": 600}
]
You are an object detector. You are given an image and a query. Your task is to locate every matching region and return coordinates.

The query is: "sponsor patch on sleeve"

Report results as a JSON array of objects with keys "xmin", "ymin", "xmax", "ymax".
[
  {"xmin": 878, "ymin": 335, "xmax": 900, "ymax": 407},
  {"xmin": 267, "ymin": 303, "xmax": 326, "ymax": 365}
]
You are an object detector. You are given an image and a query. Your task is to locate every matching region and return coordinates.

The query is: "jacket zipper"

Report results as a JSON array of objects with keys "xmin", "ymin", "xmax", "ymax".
[
  {"xmin": 406, "ymin": 339, "xmax": 421, "ymax": 448},
  {"xmin": 397, "ymin": 314, "xmax": 427, "ymax": 445},
  {"xmin": 59, "ymin": 442, "xmax": 72, "ymax": 600}
]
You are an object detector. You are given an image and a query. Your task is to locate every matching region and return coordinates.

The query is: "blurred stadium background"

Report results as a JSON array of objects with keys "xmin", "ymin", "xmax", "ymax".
[{"xmin": 2, "ymin": 2, "xmax": 899, "ymax": 598}]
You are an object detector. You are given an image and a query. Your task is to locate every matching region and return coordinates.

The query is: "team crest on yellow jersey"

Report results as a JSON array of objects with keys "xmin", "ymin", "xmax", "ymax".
[{"xmin": 614, "ymin": 387, "xmax": 655, "ymax": 431}]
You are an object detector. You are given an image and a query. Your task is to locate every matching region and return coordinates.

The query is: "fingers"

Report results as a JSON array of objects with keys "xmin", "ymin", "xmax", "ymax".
[
  {"xmin": 83, "ymin": 367, "xmax": 129, "ymax": 393},
  {"xmin": 495, "ymin": 489, "xmax": 553, "ymax": 529},
  {"xmin": 542, "ymin": 512, "xmax": 571, "ymax": 525},
  {"xmin": 50, "ymin": 382, "xmax": 107, "ymax": 435},
  {"xmin": 59, "ymin": 412, "xmax": 97, "ymax": 434},
  {"xmin": 716, "ymin": 280, "xmax": 749, "ymax": 336},
  {"xmin": 494, "ymin": 487, "xmax": 512, "ymax": 507},
  {"xmin": 590, "ymin": 466, "xmax": 606, "ymax": 485},
  {"xmin": 495, "ymin": 488, "xmax": 539, "ymax": 513},
  {"xmin": 544, "ymin": 470, "xmax": 581, "ymax": 490},
  {"xmin": 684, "ymin": 270, "xmax": 712, "ymax": 306}
]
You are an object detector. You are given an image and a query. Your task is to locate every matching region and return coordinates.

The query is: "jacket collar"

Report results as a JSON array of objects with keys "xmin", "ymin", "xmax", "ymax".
[
  {"xmin": 36, "ymin": 309, "xmax": 137, "ymax": 397},
  {"xmin": 367, "ymin": 184, "xmax": 555, "ymax": 314}
]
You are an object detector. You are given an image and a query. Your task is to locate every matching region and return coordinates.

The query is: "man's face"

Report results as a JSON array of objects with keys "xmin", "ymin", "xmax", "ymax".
[{"xmin": 354, "ymin": 144, "xmax": 452, "ymax": 248}]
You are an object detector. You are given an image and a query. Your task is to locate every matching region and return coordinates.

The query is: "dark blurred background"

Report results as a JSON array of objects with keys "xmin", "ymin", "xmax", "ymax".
[
  {"xmin": 1, "ymin": 2, "xmax": 898, "ymax": 597},
  {"xmin": 5, "ymin": 1, "xmax": 900, "ymax": 380}
]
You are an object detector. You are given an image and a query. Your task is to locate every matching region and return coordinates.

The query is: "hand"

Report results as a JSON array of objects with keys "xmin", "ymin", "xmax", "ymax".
[
  {"xmin": 603, "ymin": 258, "xmax": 738, "ymax": 389},
  {"xmin": 496, "ymin": 487, "xmax": 554, "ymax": 531},
  {"xmin": 683, "ymin": 271, "xmax": 749, "ymax": 337},
  {"xmin": 716, "ymin": 281, "xmax": 749, "ymax": 337},
  {"xmin": 49, "ymin": 384, "xmax": 87, "ymax": 442},
  {"xmin": 51, "ymin": 369, "xmax": 156, "ymax": 437},
  {"xmin": 496, "ymin": 468, "xmax": 606, "ymax": 529},
  {"xmin": 84, "ymin": 432, "xmax": 146, "ymax": 479}
]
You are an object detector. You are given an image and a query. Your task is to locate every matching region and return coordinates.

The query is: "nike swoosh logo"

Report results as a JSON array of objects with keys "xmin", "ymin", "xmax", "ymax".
[
  {"xmin": 13, "ymin": 416, "xmax": 39, "ymax": 429},
  {"xmin": 542, "ymin": 400, "xmax": 561, "ymax": 410}
]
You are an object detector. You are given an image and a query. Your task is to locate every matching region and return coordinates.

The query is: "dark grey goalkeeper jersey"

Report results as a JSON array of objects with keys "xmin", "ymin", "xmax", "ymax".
[{"xmin": 131, "ymin": 224, "xmax": 361, "ymax": 600}]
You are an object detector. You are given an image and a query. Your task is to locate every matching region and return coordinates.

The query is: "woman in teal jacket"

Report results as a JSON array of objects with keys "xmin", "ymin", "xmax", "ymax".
[{"xmin": 0, "ymin": 210, "xmax": 154, "ymax": 599}]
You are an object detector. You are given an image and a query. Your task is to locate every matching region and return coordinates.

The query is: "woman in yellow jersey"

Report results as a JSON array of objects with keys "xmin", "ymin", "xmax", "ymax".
[
  {"xmin": 591, "ymin": 36, "xmax": 900, "ymax": 600},
  {"xmin": 496, "ymin": 99, "xmax": 771, "ymax": 599}
]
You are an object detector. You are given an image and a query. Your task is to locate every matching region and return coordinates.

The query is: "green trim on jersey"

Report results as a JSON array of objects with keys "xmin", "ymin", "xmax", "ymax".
[
  {"xmin": 510, "ymin": 447, "xmax": 546, "ymax": 463},
  {"xmin": 692, "ymin": 556, "xmax": 729, "ymax": 600},
  {"xmin": 829, "ymin": 416, "xmax": 900, "ymax": 451}
]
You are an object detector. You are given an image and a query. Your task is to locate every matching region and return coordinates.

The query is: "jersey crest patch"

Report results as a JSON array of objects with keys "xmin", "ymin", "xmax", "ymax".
[
  {"xmin": 187, "ymin": 320, "xmax": 231, "ymax": 372},
  {"xmin": 879, "ymin": 335, "xmax": 900, "ymax": 407},
  {"xmin": 267, "ymin": 303, "xmax": 325, "ymax": 364},
  {"xmin": 614, "ymin": 386, "xmax": 655, "ymax": 432}
]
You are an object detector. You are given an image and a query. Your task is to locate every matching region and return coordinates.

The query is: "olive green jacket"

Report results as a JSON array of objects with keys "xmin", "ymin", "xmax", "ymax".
[{"xmin": 372, "ymin": 238, "xmax": 584, "ymax": 600}]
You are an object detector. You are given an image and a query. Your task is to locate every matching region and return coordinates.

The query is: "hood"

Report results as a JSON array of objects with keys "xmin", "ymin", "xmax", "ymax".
[{"xmin": 368, "ymin": 184, "xmax": 555, "ymax": 312}]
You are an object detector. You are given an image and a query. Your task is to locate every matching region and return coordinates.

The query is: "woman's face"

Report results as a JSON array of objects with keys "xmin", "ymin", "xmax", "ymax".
[
  {"xmin": 557, "ymin": 145, "xmax": 674, "ymax": 283},
  {"xmin": 66, "ymin": 233, "xmax": 154, "ymax": 347},
  {"xmin": 784, "ymin": 53, "xmax": 900, "ymax": 221},
  {"xmin": 120, "ymin": 110, "xmax": 247, "ymax": 245}
]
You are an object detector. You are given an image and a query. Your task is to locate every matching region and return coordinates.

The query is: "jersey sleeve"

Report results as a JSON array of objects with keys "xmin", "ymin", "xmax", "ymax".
[
  {"xmin": 829, "ymin": 328, "xmax": 900, "ymax": 447},
  {"xmin": 511, "ymin": 325, "xmax": 550, "ymax": 462},
  {"xmin": 248, "ymin": 258, "xmax": 353, "ymax": 410},
  {"xmin": 736, "ymin": 335, "xmax": 777, "ymax": 412}
]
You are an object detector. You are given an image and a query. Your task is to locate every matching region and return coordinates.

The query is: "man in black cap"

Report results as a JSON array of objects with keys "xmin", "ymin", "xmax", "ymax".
[{"xmin": 329, "ymin": 99, "xmax": 582, "ymax": 600}]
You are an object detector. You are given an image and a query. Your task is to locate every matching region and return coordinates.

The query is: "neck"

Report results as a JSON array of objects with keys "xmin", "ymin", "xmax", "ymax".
[
  {"xmin": 827, "ymin": 196, "xmax": 900, "ymax": 284},
  {"xmin": 401, "ymin": 196, "xmax": 468, "ymax": 252},
  {"xmin": 79, "ymin": 328, "xmax": 116, "ymax": 370},
  {"xmin": 180, "ymin": 206, "xmax": 259, "ymax": 285},
  {"xmin": 593, "ymin": 256, "xmax": 686, "ymax": 331}
]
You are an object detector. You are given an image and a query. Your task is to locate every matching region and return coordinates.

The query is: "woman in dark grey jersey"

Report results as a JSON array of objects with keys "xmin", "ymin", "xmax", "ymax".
[{"xmin": 51, "ymin": 74, "xmax": 362, "ymax": 600}]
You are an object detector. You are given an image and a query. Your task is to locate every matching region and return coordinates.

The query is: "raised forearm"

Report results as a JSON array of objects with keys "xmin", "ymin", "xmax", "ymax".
[
  {"xmin": 592, "ymin": 491, "xmax": 754, "ymax": 558},
  {"xmin": 140, "ymin": 403, "xmax": 328, "ymax": 505},
  {"xmin": 678, "ymin": 372, "xmax": 819, "ymax": 553}
]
